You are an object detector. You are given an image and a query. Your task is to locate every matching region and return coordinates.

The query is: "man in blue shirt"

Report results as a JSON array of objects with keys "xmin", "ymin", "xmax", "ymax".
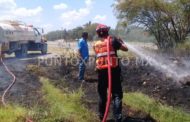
[{"xmin": 78, "ymin": 32, "xmax": 89, "ymax": 81}]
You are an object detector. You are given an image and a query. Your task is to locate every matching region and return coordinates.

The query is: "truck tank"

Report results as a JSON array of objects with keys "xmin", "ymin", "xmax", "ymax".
[
  {"xmin": 0, "ymin": 20, "xmax": 47, "ymax": 58},
  {"xmin": 0, "ymin": 20, "xmax": 37, "ymax": 43}
]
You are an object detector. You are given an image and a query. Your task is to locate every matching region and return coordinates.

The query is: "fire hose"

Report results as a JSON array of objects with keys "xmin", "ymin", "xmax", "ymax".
[
  {"xmin": 1, "ymin": 57, "xmax": 16, "ymax": 106},
  {"xmin": 102, "ymin": 36, "xmax": 112, "ymax": 122},
  {"xmin": 0, "ymin": 57, "xmax": 33, "ymax": 122}
]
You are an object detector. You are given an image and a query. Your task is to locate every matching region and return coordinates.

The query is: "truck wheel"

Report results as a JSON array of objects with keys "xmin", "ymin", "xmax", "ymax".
[
  {"xmin": 41, "ymin": 43, "xmax": 47, "ymax": 54},
  {"xmin": 15, "ymin": 50, "xmax": 21, "ymax": 58},
  {"xmin": 15, "ymin": 44, "xmax": 28, "ymax": 58}
]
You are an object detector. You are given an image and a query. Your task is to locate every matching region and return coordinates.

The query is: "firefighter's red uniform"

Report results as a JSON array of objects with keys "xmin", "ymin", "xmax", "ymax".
[
  {"xmin": 94, "ymin": 36, "xmax": 118, "ymax": 69},
  {"xmin": 94, "ymin": 24, "xmax": 124, "ymax": 122}
]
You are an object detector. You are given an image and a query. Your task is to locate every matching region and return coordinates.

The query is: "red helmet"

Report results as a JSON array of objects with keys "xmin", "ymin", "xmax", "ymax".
[{"xmin": 96, "ymin": 24, "xmax": 110, "ymax": 32}]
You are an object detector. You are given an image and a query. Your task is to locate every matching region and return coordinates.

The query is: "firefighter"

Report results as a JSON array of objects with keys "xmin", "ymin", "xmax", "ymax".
[{"xmin": 93, "ymin": 24, "xmax": 128, "ymax": 122}]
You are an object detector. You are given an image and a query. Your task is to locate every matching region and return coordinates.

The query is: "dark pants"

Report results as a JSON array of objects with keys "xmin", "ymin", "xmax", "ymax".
[
  {"xmin": 97, "ymin": 67, "xmax": 123, "ymax": 121},
  {"xmin": 78, "ymin": 59, "xmax": 86, "ymax": 80}
]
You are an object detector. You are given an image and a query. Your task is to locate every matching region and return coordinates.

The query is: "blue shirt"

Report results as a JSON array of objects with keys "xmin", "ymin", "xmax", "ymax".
[{"xmin": 78, "ymin": 38, "xmax": 89, "ymax": 60}]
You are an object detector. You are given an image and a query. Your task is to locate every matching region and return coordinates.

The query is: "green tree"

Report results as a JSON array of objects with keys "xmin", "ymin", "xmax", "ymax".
[
  {"xmin": 115, "ymin": 20, "xmax": 128, "ymax": 39},
  {"xmin": 46, "ymin": 22, "xmax": 99, "ymax": 41},
  {"xmin": 114, "ymin": 0, "xmax": 190, "ymax": 49},
  {"xmin": 83, "ymin": 22, "xmax": 98, "ymax": 41}
]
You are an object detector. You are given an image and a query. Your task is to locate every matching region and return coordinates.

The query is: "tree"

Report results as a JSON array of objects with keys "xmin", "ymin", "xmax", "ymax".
[
  {"xmin": 115, "ymin": 20, "xmax": 128, "ymax": 39},
  {"xmin": 114, "ymin": 0, "xmax": 190, "ymax": 49},
  {"xmin": 83, "ymin": 22, "xmax": 98, "ymax": 41},
  {"xmin": 46, "ymin": 22, "xmax": 99, "ymax": 41}
]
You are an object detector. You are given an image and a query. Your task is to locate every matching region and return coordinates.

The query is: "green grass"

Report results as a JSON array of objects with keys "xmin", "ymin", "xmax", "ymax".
[
  {"xmin": 2, "ymin": 78, "xmax": 190, "ymax": 122},
  {"xmin": 36, "ymin": 77, "xmax": 98, "ymax": 122},
  {"xmin": 177, "ymin": 41, "xmax": 190, "ymax": 50},
  {"xmin": 0, "ymin": 105, "xmax": 27, "ymax": 122},
  {"xmin": 123, "ymin": 92, "xmax": 190, "ymax": 122}
]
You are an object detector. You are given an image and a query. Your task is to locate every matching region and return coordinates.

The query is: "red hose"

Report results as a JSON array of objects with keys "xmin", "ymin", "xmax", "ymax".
[
  {"xmin": 102, "ymin": 36, "xmax": 112, "ymax": 122},
  {"xmin": 0, "ymin": 57, "xmax": 33, "ymax": 122},
  {"xmin": 1, "ymin": 57, "xmax": 16, "ymax": 106}
]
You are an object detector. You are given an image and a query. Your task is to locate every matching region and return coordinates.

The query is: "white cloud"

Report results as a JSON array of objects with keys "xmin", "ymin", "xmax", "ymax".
[
  {"xmin": 53, "ymin": 3, "xmax": 68, "ymax": 10},
  {"xmin": 61, "ymin": 8, "xmax": 90, "ymax": 21},
  {"xmin": 42, "ymin": 24, "xmax": 54, "ymax": 33},
  {"xmin": 94, "ymin": 15, "xmax": 107, "ymax": 22},
  {"xmin": 12, "ymin": 6, "xmax": 43, "ymax": 17},
  {"xmin": 0, "ymin": 0, "xmax": 16, "ymax": 10},
  {"xmin": 0, "ymin": 0, "xmax": 43, "ymax": 20},
  {"xmin": 85, "ymin": 0, "xmax": 94, "ymax": 7},
  {"xmin": 60, "ymin": 0, "xmax": 94, "ymax": 28}
]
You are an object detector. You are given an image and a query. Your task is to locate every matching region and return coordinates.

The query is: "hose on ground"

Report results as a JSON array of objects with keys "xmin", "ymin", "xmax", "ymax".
[
  {"xmin": 0, "ymin": 57, "xmax": 33, "ymax": 122},
  {"xmin": 1, "ymin": 57, "xmax": 16, "ymax": 106}
]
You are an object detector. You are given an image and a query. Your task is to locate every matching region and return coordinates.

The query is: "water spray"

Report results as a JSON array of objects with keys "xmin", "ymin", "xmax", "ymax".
[{"xmin": 124, "ymin": 42, "xmax": 190, "ymax": 84}]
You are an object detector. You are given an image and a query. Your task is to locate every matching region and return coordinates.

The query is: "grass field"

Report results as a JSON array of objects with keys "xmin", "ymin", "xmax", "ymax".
[
  {"xmin": 123, "ymin": 93, "xmax": 190, "ymax": 122},
  {"xmin": 32, "ymin": 78, "xmax": 98, "ymax": 122},
  {"xmin": 0, "ymin": 80, "xmax": 190, "ymax": 122},
  {"xmin": 0, "ymin": 105, "xmax": 26, "ymax": 122}
]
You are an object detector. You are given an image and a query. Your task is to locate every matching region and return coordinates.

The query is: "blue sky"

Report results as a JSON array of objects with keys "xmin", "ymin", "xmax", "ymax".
[{"xmin": 0, "ymin": 0, "xmax": 118, "ymax": 33}]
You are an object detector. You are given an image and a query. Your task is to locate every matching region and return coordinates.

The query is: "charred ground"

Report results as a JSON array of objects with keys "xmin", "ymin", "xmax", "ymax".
[{"xmin": 0, "ymin": 48, "xmax": 189, "ymax": 122}]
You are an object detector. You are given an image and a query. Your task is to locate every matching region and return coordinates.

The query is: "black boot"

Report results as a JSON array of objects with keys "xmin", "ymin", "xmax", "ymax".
[
  {"xmin": 113, "ymin": 96, "xmax": 122, "ymax": 122},
  {"xmin": 98, "ymin": 97, "xmax": 106, "ymax": 121},
  {"xmin": 99, "ymin": 114, "xmax": 103, "ymax": 121},
  {"xmin": 115, "ymin": 117, "xmax": 122, "ymax": 122}
]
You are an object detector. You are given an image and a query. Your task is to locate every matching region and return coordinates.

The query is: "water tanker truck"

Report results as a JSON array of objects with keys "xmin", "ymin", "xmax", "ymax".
[{"xmin": 0, "ymin": 20, "xmax": 47, "ymax": 58}]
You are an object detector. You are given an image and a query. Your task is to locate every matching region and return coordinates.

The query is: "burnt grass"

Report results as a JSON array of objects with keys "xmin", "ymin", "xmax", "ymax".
[
  {"xmin": 32, "ymin": 55, "xmax": 190, "ymax": 122},
  {"xmin": 3, "ymin": 55, "xmax": 189, "ymax": 122},
  {"xmin": 5, "ymin": 70, "xmax": 44, "ymax": 108},
  {"xmin": 122, "ymin": 59, "xmax": 190, "ymax": 113}
]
